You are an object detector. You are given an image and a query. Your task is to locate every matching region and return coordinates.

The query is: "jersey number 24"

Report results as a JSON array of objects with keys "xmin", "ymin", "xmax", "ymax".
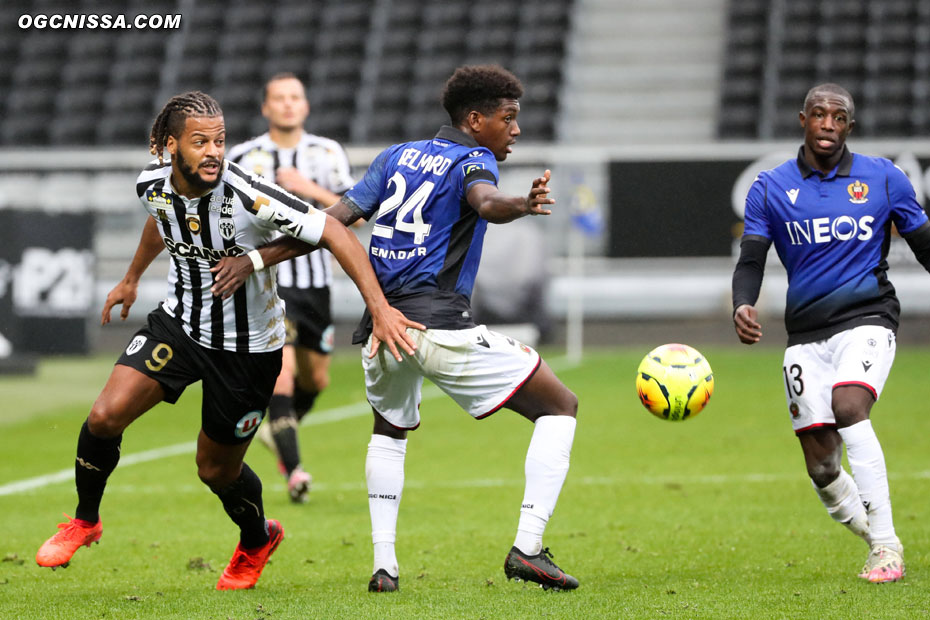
[{"xmin": 372, "ymin": 172, "xmax": 434, "ymax": 244}]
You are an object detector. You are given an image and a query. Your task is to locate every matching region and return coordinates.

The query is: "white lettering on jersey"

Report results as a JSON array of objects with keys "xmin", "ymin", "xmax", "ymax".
[
  {"xmin": 163, "ymin": 237, "xmax": 245, "ymax": 261},
  {"xmin": 784, "ymin": 215, "xmax": 875, "ymax": 245},
  {"xmin": 371, "ymin": 246, "xmax": 428, "ymax": 260},
  {"xmin": 397, "ymin": 147, "xmax": 452, "ymax": 176}
]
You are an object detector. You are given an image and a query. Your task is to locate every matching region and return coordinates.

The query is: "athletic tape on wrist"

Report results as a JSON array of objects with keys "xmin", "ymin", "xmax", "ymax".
[{"xmin": 247, "ymin": 249, "xmax": 264, "ymax": 271}]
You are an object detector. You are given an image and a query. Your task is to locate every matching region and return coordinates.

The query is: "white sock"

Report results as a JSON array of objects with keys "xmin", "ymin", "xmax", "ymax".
[
  {"xmin": 366, "ymin": 434, "xmax": 406, "ymax": 577},
  {"xmin": 838, "ymin": 420, "xmax": 897, "ymax": 546},
  {"xmin": 812, "ymin": 469, "xmax": 870, "ymax": 542},
  {"xmin": 514, "ymin": 415, "xmax": 576, "ymax": 556}
]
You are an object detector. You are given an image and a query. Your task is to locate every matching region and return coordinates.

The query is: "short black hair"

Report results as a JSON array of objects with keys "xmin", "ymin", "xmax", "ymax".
[
  {"xmin": 440, "ymin": 64, "xmax": 524, "ymax": 125},
  {"xmin": 263, "ymin": 72, "xmax": 305, "ymax": 102},
  {"xmin": 803, "ymin": 83, "xmax": 855, "ymax": 119},
  {"xmin": 149, "ymin": 91, "xmax": 223, "ymax": 163}
]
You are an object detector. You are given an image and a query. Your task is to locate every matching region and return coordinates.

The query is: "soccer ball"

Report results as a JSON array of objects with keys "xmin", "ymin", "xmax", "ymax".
[{"xmin": 635, "ymin": 343, "xmax": 714, "ymax": 421}]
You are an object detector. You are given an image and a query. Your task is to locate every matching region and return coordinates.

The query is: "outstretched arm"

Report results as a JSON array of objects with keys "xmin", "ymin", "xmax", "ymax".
[
  {"xmin": 467, "ymin": 169, "xmax": 554, "ymax": 224},
  {"xmin": 315, "ymin": 215, "xmax": 424, "ymax": 361},
  {"xmin": 210, "ymin": 196, "xmax": 364, "ymax": 297},
  {"xmin": 101, "ymin": 216, "xmax": 165, "ymax": 325}
]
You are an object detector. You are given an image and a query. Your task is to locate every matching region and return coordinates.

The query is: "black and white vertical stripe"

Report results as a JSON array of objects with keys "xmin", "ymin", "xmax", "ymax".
[
  {"xmin": 135, "ymin": 160, "xmax": 326, "ymax": 353},
  {"xmin": 227, "ymin": 132, "xmax": 354, "ymax": 290}
]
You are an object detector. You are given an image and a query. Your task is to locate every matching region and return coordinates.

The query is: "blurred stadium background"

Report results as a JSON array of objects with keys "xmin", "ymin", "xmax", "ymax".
[{"xmin": 2, "ymin": 0, "xmax": 930, "ymax": 365}]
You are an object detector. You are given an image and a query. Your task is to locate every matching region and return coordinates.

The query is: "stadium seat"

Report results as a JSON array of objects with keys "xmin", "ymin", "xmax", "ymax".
[
  {"xmin": 213, "ymin": 57, "xmax": 266, "ymax": 87},
  {"xmin": 96, "ymin": 111, "xmax": 152, "ymax": 145},
  {"xmin": 2, "ymin": 113, "xmax": 52, "ymax": 145},
  {"xmin": 49, "ymin": 114, "xmax": 99, "ymax": 146},
  {"xmin": 225, "ymin": 3, "xmax": 273, "ymax": 31}
]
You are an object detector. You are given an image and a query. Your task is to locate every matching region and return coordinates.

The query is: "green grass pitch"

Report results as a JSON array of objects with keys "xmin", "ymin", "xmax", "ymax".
[{"xmin": 1, "ymin": 346, "xmax": 929, "ymax": 619}]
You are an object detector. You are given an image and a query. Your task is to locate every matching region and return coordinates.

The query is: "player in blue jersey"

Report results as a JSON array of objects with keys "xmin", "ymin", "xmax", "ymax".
[
  {"xmin": 732, "ymin": 83, "xmax": 930, "ymax": 583},
  {"xmin": 319, "ymin": 65, "xmax": 578, "ymax": 592}
]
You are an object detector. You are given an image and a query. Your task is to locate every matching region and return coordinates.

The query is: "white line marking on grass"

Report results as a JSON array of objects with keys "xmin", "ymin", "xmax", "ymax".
[
  {"xmin": 0, "ymin": 356, "xmax": 580, "ymax": 497},
  {"xmin": 99, "ymin": 469, "xmax": 930, "ymax": 496}
]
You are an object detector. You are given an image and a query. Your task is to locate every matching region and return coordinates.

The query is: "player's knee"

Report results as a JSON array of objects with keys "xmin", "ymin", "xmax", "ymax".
[
  {"xmin": 553, "ymin": 388, "xmax": 578, "ymax": 418},
  {"xmin": 310, "ymin": 369, "xmax": 329, "ymax": 392},
  {"xmin": 807, "ymin": 460, "xmax": 840, "ymax": 488},
  {"xmin": 832, "ymin": 401, "xmax": 868, "ymax": 427},
  {"xmin": 196, "ymin": 460, "xmax": 237, "ymax": 490},
  {"xmin": 87, "ymin": 401, "xmax": 127, "ymax": 438}
]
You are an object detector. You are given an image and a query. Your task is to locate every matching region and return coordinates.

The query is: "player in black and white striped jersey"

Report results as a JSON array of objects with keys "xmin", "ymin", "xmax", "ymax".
[
  {"xmin": 227, "ymin": 73, "xmax": 354, "ymax": 503},
  {"xmin": 35, "ymin": 91, "xmax": 422, "ymax": 590}
]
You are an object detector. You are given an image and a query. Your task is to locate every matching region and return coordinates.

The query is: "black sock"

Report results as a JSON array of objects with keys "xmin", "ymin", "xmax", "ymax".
[
  {"xmin": 292, "ymin": 386, "xmax": 318, "ymax": 421},
  {"xmin": 268, "ymin": 395, "xmax": 301, "ymax": 475},
  {"xmin": 74, "ymin": 420, "xmax": 122, "ymax": 523},
  {"xmin": 212, "ymin": 463, "xmax": 268, "ymax": 549}
]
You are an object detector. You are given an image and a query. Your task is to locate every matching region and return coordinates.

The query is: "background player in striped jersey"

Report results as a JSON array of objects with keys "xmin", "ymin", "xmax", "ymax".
[
  {"xmin": 733, "ymin": 83, "xmax": 930, "ymax": 583},
  {"xmin": 227, "ymin": 73, "xmax": 354, "ymax": 504},
  {"xmin": 35, "ymin": 91, "xmax": 422, "ymax": 590}
]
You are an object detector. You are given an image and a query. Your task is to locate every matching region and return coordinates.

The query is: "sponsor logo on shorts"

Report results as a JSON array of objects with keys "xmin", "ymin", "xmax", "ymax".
[
  {"xmin": 235, "ymin": 410, "xmax": 264, "ymax": 438},
  {"xmin": 862, "ymin": 360, "xmax": 873, "ymax": 372},
  {"xmin": 126, "ymin": 335, "xmax": 147, "ymax": 355},
  {"xmin": 321, "ymin": 324, "xmax": 335, "ymax": 353}
]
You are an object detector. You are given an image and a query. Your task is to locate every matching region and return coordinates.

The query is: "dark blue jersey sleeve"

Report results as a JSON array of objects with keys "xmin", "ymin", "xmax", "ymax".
[
  {"xmin": 344, "ymin": 147, "xmax": 395, "ymax": 219},
  {"xmin": 886, "ymin": 161, "xmax": 928, "ymax": 235},
  {"xmin": 741, "ymin": 174, "xmax": 771, "ymax": 240}
]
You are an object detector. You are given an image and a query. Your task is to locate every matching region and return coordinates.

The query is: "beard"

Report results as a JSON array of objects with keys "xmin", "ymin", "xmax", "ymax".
[{"xmin": 175, "ymin": 148, "xmax": 222, "ymax": 193}]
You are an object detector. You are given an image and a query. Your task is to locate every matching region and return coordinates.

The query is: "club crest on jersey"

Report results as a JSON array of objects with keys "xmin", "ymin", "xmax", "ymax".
[
  {"xmin": 218, "ymin": 218, "xmax": 236, "ymax": 240},
  {"xmin": 145, "ymin": 189, "xmax": 172, "ymax": 208},
  {"xmin": 235, "ymin": 410, "xmax": 264, "ymax": 438},
  {"xmin": 186, "ymin": 214, "xmax": 202, "ymax": 234},
  {"xmin": 462, "ymin": 162, "xmax": 485, "ymax": 176},
  {"xmin": 847, "ymin": 180, "xmax": 869, "ymax": 204}
]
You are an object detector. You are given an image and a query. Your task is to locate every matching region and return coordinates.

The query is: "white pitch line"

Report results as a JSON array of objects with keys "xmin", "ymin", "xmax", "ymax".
[{"xmin": 0, "ymin": 356, "xmax": 581, "ymax": 497}]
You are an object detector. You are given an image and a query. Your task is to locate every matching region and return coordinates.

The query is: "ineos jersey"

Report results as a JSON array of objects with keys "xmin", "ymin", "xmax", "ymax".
[
  {"xmin": 227, "ymin": 132, "xmax": 354, "ymax": 289},
  {"xmin": 743, "ymin": 146, "xmax": 928, "ymax": 344},
  {"xmin": 135, "ymin": 159, "xmax": 327, "ymax": 353},
  {"xmin": 343, "ymin": 126, "xmax": 499, "ymax": 337}
]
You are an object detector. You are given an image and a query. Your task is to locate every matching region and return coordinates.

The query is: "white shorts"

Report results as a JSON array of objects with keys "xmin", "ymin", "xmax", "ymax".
[
  {"xmin": 361, "ymin": 325, "xmax": 541, "ymax": 430},
  {"xmin": 782, "ymin": 325, "xmax": 896, "ymax": 434}
]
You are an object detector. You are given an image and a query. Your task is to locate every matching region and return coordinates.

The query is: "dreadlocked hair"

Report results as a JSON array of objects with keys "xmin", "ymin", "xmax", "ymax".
[
  {"xmin": 441, "ymin": 65, "xmax": 523, "ymax": 125},
  {"xmin": 149, "ymin": 91, "xmax": 223, "ymax": 164}
]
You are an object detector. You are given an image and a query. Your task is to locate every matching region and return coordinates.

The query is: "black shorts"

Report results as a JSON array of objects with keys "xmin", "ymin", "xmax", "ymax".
[
  {"xmin": 279, "ymin": 286, "xmax": 334, "ymax": 354},
  {"xmin": 116, "ymin": 307, "xmax": 282, "ymax": 445}
]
